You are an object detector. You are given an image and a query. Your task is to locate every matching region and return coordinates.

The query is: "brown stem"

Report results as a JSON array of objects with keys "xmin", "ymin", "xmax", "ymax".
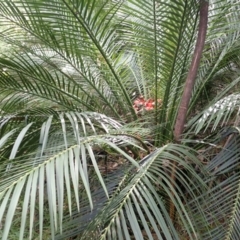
[
  {"xmin": 174, "ymin": 0, "xmax": 209, "ymax": 142},
  {"xmin": 170, "ymin": 0, "xmax": 209, "ymax": 221},
  {"xmin": 169, "ymin": 161, "xmax": 177, "ymax": 220}
]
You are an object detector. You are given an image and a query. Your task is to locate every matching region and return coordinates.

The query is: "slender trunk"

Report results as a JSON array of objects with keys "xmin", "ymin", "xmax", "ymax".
[
  {"xmin": 170, "ymin": 0, "xmax": 209, "ymax": 220},
  {"xmin": 174, "ymin": 0, "xmax": 209, "ymax": 142}
]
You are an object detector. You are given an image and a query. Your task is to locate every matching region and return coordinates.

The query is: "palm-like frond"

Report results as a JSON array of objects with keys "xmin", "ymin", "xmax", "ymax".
[
  {"xmin": 190, "ymin": 0, "xmax": 240, "ymax": 112},
  {"xmin": 71, "ymin": 145, "xmax": 207, "ymax": 240},
  {"xmin": 0, "ymin": 0, "xmax": 137, "ymax": 119},
  {"xmin": 0, "ymin": 0, "xmax": 201, "ymax": 138},
  {"xmin": 0, "ymin": 112, "xmax": 146, "ymax": 239},
  {"xmin": 0, "ymin": 0, "xmax": 240, "ymax": 239},
  {"xmin": 186, "ymin": 93, "xmax": 240, "ymax": 134},
  {"xmin": 118, "ymin": 0, "xmax": 199, "ymax": 142},
  {"xmin": 193, "ymin": 131, "xmax": 240, "ymax": 240}
]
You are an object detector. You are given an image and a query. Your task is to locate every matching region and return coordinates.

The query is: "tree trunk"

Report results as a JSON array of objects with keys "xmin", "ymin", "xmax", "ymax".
[
  {"xmin": 174, "ymin": 0, "xmax": 209, "ymax": 142},
  {"xmin": 170, "ymin": 0, "xmax": 209, "ymax": 221}
]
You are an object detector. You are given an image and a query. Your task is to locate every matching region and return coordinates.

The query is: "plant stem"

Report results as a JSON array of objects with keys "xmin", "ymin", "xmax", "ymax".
[
  {"xmin": 174, "ymin": 0, "xmax": 209, "ymax": 142},
  {"xmin": 170, "ymin": 0, "xmax": 209, "ymax": 221}
]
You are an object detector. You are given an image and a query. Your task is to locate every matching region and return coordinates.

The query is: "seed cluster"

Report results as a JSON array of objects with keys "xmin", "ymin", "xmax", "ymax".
[{"xmin": 133, "ymin": 96, "xmax": 162, "ymax": 114}]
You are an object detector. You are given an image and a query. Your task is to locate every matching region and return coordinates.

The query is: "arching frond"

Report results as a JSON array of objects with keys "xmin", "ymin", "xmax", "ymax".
[
  {"xmin": 0, "ymin": 112, "xmax": 145, "ymax": 240},
  {"xmin": 73, "ymin": 145, "xmax": 208, "ymax": 240},
  {"xmin": 187, "ymin": 93, "xmax": 240, "ymax": 134},
  {"xmin": 190, "ymin": 0, "xmax": 240, "ymax": 112},
  {"xmin": 0, "ymin": 0, "xmax": 240, "ymax": 239},
  {"xmin": 194, "ymin": 131, "xmax": 240, "ymax": 240}
]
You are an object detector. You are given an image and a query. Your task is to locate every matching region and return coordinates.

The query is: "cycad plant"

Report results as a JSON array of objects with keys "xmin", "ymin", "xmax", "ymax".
[{"xmin": 0, "ymin": 0, "xmax": 240, "ymax": 239}]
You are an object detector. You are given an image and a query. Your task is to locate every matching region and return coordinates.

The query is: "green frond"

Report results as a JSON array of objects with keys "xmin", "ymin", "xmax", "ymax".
[
  {"xmin": 190, "ymin": 0, "xmax": 240, "ymax": 111},
  {"xmin": 187, "ymin": 93, "xmax": 240, "ymax": 134},
  {"xmin": 76, "ymin": 144, "xmax": 207, "ymax": 240},
  {"xmin": 0, "ymin": 0, "xmax": 139, "ymax": 119},
  {"xmin": 0, "ymin": 0, "xmax": 240, "ymax": 239},
  {"xmin": 118, "ymin": 0, "xmax": 200, "ymax": 142},
  {"xmin": 0, "ymin": 112, "xmax": 144, "ymax": 239},
  {"xmin": 183, "ymin": 127, "xmax": 240, "ymax": 240}
]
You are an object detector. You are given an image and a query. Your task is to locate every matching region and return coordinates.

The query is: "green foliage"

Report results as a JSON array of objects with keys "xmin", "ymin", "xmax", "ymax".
[{"xmin": 0, "ymin": 0, "xmax": 240, "ymax": 239}]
